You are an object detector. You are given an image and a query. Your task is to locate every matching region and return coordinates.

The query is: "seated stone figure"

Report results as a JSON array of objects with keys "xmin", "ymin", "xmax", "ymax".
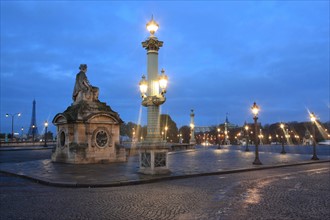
[{"xmin": 72, "ymin": 64, "xmax": 99, "ymax": 103}]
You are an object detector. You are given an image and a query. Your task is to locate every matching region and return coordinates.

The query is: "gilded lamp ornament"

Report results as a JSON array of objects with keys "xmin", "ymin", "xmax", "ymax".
[
  {"xmin": 146, "ymin": 15, "xmax": 159, "ymax": 36},
  {"xmin": 139, "ymin": 69, "xmax": 168, "ymax": 106}
]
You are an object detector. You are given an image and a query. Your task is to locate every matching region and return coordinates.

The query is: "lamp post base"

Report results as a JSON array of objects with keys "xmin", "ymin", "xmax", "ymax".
[
  {"xmin": 311, "ymin": 155, "xmax": 319, "ymax": 160},
  {"xmin": 253, "ymin": 158, "xmax": 262, "ymax": 165},
  {"xmin": 280, "ymin": 150, "xmax": 286, "ymax": 154},
  {"xmin": 138, "ymin": 143, "xmax": 171, "ymax": 175}
]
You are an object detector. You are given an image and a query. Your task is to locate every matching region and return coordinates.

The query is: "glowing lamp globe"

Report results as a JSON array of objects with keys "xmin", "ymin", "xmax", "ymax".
[
  {"xmin": 159, "ymin": 69, "xmax": 168, "ymax": 91},
  {"xmin": 146, "ymin": 16, "xmax": 159, "ymax": 35},
  {"xmin": 310, "ymin": 112, "xmax": 316, "ymax": 122},
  {"xmin": 251, "ymin": 102, "xmax": 259, "ymax": 116},
  {"xmin": 139, "ymin": 75, "xmax": 148, "ymax": 95}
]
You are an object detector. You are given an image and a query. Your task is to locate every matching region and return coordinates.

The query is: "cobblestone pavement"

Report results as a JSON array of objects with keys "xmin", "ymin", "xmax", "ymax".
[{"xmin": 1, "ymin": 163, "xmax": 329, "ymax": 220}]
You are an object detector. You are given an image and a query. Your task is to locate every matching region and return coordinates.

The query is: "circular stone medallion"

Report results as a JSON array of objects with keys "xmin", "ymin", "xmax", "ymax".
[{"xmin": 95, "ymin": 130, "xmax": 108, "ymax": 148}]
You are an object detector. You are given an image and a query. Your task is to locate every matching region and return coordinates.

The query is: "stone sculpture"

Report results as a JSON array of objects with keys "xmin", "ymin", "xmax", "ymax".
[
  {"xmin": 52, "ymin": 64, "xmax": 126, "ymax": 164},
  {"xmin": 72, "ymin": 64, "xmax": 99, "ymax": 103}
]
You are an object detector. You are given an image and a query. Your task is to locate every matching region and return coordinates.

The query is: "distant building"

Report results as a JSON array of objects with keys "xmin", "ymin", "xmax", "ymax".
[{"xmin": 194, "ymin": 126, "xmax": 212, "ymax": 133}]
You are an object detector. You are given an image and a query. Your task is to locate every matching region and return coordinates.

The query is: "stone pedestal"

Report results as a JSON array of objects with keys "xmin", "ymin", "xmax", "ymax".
[
  {"xmin": 52, "ymin": 100, "xmax": 126, "ymax": 164},
  {"xmin": 138, "ymin": 142, "xmax": 170, "ymax": 175}
]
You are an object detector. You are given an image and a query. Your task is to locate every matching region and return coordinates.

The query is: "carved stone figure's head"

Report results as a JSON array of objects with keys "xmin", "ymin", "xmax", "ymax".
[{"xmin": 79, "ymin": 64, "xmax": 87, "ymax": 72}]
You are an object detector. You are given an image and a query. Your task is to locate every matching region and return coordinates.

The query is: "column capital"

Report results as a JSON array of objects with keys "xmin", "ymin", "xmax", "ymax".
[{"xmin": 142, "ymin": 37, "xmax": 163, "ymax": 52}]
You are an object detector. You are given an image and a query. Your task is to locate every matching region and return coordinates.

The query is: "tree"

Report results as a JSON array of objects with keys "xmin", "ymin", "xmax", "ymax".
[
  {"xmin": 179, "ymin": 126, "xmax": 191, "ymax": 143},
  {"xmin": 160, "ymin": 114, "xmax": 179, "ymax": 142},
  {"xmin": 43, "ymin": 131, "xmax": 53, "ymax": 141}
]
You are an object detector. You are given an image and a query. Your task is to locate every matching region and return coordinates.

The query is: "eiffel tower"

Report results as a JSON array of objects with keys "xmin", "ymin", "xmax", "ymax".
[{"xmin": 28, "ymin": 99, "xmax": 38, "ymax": 137}]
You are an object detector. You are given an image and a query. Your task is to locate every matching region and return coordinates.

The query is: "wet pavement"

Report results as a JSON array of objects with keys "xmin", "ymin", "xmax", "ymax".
[{"xmin": 0, "ymin": 145, "xmax": 329, "ymax": 187}]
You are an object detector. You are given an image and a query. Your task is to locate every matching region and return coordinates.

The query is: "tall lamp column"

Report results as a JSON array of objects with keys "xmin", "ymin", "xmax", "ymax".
[
  {"xmin": 138, "ymin": 16, "xmax": 170, "ymax": 175},
  {"xmin": 251, "ymin": 102, "xmax": 262, "ymax": 165},
  {"xmin": 189, "ymin": 109, "xmax": 196, "ymax": 145},
  {"xmin": 139, "ymin": 16, "xmax": 167, "ymax": 142},
  {"xmin": 310, "ymin": 112, "xmax": 319, "ymax": 160}
]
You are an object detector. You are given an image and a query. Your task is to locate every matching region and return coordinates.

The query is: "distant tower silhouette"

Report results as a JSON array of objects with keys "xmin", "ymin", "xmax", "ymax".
[
  {"xmin": 28, "ymin": 99, "xmax": 38, "ymax": 137},
  {"xmin": 224, "ymin": 113, "xmax": 229, "ymax": 145}
]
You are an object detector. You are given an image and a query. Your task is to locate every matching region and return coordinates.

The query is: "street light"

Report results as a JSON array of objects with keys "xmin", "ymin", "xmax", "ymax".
[
  {"xmin": 146, "ymin": 15, "xmax": 159, "ymax": 36},
  {"xmin": 217, "ymin": 128, "xmax": 221, "ymax": 149},
  {"xmin": 139, "ymin": 75, "xmax": 148, "ymax": 98},
  {"xmin": 244, "ymin": 122, "xmax": 249, "ymax": 151},
  {"xmin": 310, "ymin": 112, "xmax": 319, "ymax": 160},
  {"xmin": 44, "ymin": 121, "xmax": 48, "ymax": 147},
  {"xmin": 6, "ymin": 112, "xmax": 21, "ymax": 141},
  {"xmin": 137, "ymin": 16, "xmax": 171, "ymax": 175},
  {"xmin": 32, "ymin": 124, "xmax": 36, "ymax": 142},
  {"xmin": 251, "ymin": 102, "xmax": 262, "ymax": 165},
  {"xmin": 159, "ymin": 69, "xmax": 168, "ymax": 95},
  {"xmin": 164, "ymin": 126, "xmax": 168, "ymax": 142},
  {"xmin": 280, "ymin": 123, "xmax": 286, "ymax": 154}
]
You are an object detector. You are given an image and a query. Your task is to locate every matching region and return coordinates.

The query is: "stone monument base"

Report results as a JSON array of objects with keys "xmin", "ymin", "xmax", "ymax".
[
  {"xmin": 51, "ymin": 143, "xmax": 126, "ymax": 164},
  {"xmin": 52, "ymin": 100, "xmax": 126, "ymax": 164}
]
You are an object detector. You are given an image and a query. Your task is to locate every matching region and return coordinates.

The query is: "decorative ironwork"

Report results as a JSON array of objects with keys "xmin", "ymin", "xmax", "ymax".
[
  {"xmin": 155, "ymin": 152, "xmax": 166, "ymax": 167},
  {"xmin": 141, "ymin": 152, "xmax": 151, "ymax": 167}
]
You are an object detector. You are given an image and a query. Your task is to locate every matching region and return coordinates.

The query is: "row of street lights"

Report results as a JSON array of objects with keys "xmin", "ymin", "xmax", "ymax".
[
  {"xmin": 4, "ymin": 113, "xmax": 49, "ymax": 146},
  {"xmin": 249, "ymin": 103, "xmax": 320, "ymax": 165}
]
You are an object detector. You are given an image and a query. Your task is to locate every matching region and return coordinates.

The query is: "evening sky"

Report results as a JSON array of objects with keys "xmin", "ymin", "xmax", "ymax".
[{"xmin": 1, "ymin": 1, "xmax": 329, "ymax": 134}]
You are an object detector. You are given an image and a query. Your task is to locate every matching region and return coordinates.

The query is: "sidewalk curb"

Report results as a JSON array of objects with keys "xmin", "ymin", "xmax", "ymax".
[
  {"xmin": 0, "ymin": 146, "xmax": 55, "ymax": 151},
  {"xmin": 1, "ymin": 160, "xmax": 329, "ymax": 188}
]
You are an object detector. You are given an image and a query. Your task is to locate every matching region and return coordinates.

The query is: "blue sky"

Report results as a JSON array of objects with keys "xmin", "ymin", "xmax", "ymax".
[{"xmin": 1, "ymin": 0, "xmax": 329, "ymax": 135}]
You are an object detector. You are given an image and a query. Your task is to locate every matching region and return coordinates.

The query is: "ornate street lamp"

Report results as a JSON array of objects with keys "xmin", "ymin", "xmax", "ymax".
[
  {"xmin": 280, "ymin": 123, "xmax": 286, "ymax": 154},
  {"xmin": 6, "ymin": 113, "xmax": 21, "ymax": 141},
  {"xmin": 244, "ymin": 122, "xmax": 249, "ymax": 152},
  {"xmin": 310, "ymin": 112, "xmax": 319, "ymax": 160},
  {"xmin": 137, "ymin": 16, "xmax": 170, "ymax": 175},
  {"xmin": 251, "ymin": 102, "xmax": 262, "ymax": 165},
  {"xmin": 44, "ymin": 121, "xmax": 48, "ymax": 147}
]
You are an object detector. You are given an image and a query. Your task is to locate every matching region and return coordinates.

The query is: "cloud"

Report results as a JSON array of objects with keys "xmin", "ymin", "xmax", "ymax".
[{"xmin": 1, "ymin": 1, "xmax": 329, "ymax": 134}]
